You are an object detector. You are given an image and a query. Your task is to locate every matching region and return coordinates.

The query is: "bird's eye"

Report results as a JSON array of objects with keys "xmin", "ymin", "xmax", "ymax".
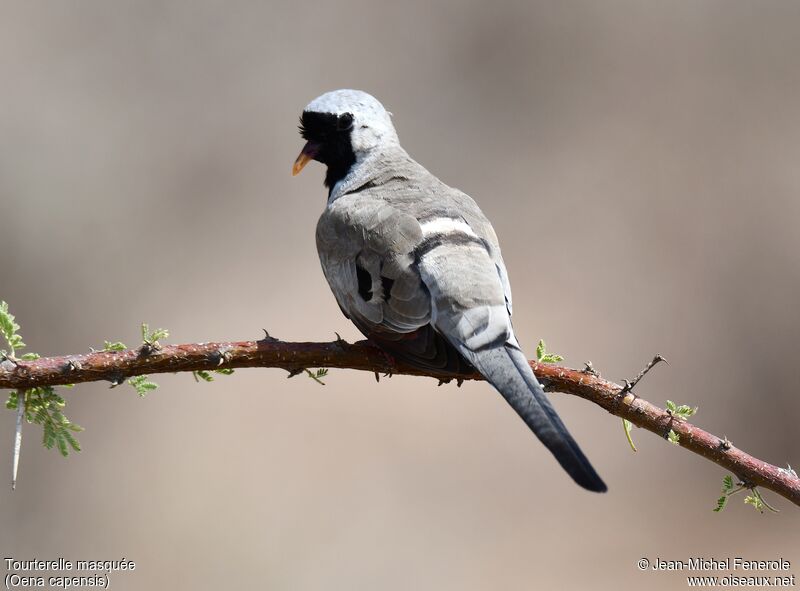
[{"xmin": 337, "ymin": 113, "xmax": 354, "ymax": 131}]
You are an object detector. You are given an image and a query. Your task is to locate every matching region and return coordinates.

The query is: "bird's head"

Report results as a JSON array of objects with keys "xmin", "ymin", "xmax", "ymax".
[{"xmin": 293, "ymin": 89, "xmax": 398, "ymax": 189}]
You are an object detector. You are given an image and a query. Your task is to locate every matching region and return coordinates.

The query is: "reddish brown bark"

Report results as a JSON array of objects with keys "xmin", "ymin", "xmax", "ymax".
[{"xmin": 1, "ymin": 337, "xmax": 798, "ymax": 507}]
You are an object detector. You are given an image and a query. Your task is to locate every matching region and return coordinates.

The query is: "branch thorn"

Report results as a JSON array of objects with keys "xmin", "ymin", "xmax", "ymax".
[
  {"xmin": 64, "ymin": 359, "xmax": 82, "ymax": 373},
  {"xmin": 209, "ymin": 349, "xmax": 232, "ymax": 366},
  {"xmin": 619, "ymin": 354, "xmax": 668, "ymax": 396},
  {"xmin": 108, "ymin": 374, "xmax": 125, "ymax": 388},
  {"xmin": 138, "ymin": 342, "xmax": 157, "ymax": 356},
  {"xmin": 1, "ymin": 352, "xmax": 20, "ymax": 368},
  {"xmin": 260, "ymin": 329, "xmax": 279, "ymax": 343},
  {"xmin": 582, "ymin": 360, "xmax": 599, "ymax": 376}
]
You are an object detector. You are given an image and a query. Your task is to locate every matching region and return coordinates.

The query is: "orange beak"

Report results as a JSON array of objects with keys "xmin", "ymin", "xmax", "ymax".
[{"xmin": 292, "ymin": 141, "xmax": 320, "ymax": 176}]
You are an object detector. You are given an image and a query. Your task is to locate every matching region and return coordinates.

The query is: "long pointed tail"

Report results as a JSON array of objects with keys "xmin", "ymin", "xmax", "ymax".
[{"xmin": 457, "ymin": 343, "xmax": 607, "ymax": 492}]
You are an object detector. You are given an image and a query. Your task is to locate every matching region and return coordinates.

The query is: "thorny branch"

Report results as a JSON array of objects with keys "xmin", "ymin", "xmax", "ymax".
[{"xmin": 1, "ymin": 337, "xmax": 798, "ymax": 506}]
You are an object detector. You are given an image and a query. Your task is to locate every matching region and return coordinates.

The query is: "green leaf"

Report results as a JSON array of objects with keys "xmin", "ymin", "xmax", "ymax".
[
  {"xmin": 541, "ymin": 353, "xmax": 564, "ymax": 363},
  {"xmin": 150, "ymin": 328, "xmax": 169, "ymax": 342},
  {"xmin": 713, "ymin": 495, "xmax": 728, "ymax": 512},
  {"xmin": 62, "ymin": 429, "xmax": 81, "ymax": 452},
  {"xmin": 665, "ymin": 400, "xmax": 698, "ymax": 420},
  {"xmin": 193, "ymin": 368, "xmax": 235, "ymax": 383},
  {"xmin": 721, "ymin": 475, "xmax": 734, "ymax": 493},
  {"xmin": 744, "ymin": 495, "xmax": 764, "ymax": 513},
  {"xmin": 193, "ymin": 370, "xmax": 214, "ymax": 382},
  {"xmin": 667, "ymin": 429, "xmax": 680, "ymax": 445},
  {"xmin": 622, "ymin": 418, "xmax": 637, "ymax": 452},
  {"xmin": 304, "ymin": 368, "xmax": 329, "ymax": 385},
  {"xmin": 1, "ymin": 302, "xmax": 84, "ymax": 459},
  {"xmin": 128, "ymin": 375, "xmax": 159, "ymax": 397},
  {"xmin": 102, "ymin": 341, "xmax": 127, "ymax": 352},
  {"xmin": 534, "ymin": 339, "xmax": 564, "ymax": 363},
  {"xmin": 43, "ymin": 423, "xmax": 56, "ymax": 450},
  {"xmin": 536, "ymin": 340, "xmax": 546, "ymax": 362},
  {"xmin": 0, "ymin": 301, "xmax": 20, "ymax": 342},
  {"xmin": 55, "ymin": 432, "xmax": 69, "ymax": 457},
  {"xmin": 751, "ymin": 488, "xmax": 780, "ymax": 513},
  {"xmin": 35, "ymin": 408, "xmax": 50, "ymax": 424},
  {"xmin": 141, "ymin": 323, "xmax": 169, "ymax": 344}
]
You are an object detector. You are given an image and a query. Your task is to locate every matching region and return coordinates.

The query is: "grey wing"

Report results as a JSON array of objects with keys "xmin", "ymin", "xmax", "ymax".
[
  {"xmin": 415, "ymin": 223, "xmax": 514, "ymax": 351},
  {"xmin": 316, "ymin": 193, "xmax": 474, "ymax": 375},
  {"xmin": 415, "ymin": 201, "xmax": 606, "ymax": 492},
  {"xmin": 432, "ymin": 187, "xmax": 514, "ymax": 317},
  {"xmin": 494, "ymin": 251, "xmax": 513, "ymax": 317},
  {"xmin": 316, "ymin": 193, "xmax": 431, "ymax": 332}
]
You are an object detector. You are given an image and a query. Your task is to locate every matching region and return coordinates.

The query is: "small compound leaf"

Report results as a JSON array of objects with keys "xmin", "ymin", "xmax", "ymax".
[
  {"xmin": 722, "ymin": 475, "xmax": 734, "ymax": 492},
  {"xmin": 536, "ymin": 340, "xmax": 546, "ymax": 362},
  {"xmin": 622, "ymin": 418, "xmax": 637, "ymax": 452},
  {"xmin": 744, "ymin": 495, "xmax": 764, "ymax": 513},
  {"xmin": 128, "ymin": 374, "xmax": 159, "ymax": 397},
  {"xmin": 541, "ymin": 353, "xmax": 564, "ymax": 363},
  {"xmin": 63, "ymin": 429, "xmax": 81, "ymax": 452},
  {"xmin": 103, "ymin": 341, "xmax": 128, "ymax": 352},
  {"xmin": 55, "ymin": 432, "xmax": 69, "ymax": 457},
  {"xmin": 193, "ymin": 370, "xmax": 214, "ymax": 382}
]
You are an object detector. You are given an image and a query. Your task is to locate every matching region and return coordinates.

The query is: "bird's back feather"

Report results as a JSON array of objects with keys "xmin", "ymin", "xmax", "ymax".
[{"xmin": 314, "ymin": 143, "xmax": 606, "ymax": 492}]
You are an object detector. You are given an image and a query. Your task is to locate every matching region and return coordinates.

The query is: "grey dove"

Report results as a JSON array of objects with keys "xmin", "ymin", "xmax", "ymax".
[{"xmin": 293, "ymin": 89, "xmax": 606, "ymax": 492}]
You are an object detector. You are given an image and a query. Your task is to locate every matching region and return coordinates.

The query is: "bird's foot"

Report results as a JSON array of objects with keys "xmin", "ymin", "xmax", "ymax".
[{"xmin": 376, "ymin": 348, "xmax": 396, "ymax": 377}]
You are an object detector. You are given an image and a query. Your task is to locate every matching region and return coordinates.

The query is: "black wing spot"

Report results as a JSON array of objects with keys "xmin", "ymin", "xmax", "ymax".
[
  {"xmin": 356, "ymin": 263, "xmax": 373, "ymax": 302},
  {"xmin": 381, "ymin": 276, "xmax": 395, "ymax": 303}
]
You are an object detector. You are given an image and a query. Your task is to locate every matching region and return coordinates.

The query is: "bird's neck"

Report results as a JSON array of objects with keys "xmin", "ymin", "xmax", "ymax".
[
  {"xmin": 324, "ymin": 154, "xmax": 356, "ymax": 193},
  {"xmin": 325, "ymin": 144, "xmax": 409, "ymax": 202}
]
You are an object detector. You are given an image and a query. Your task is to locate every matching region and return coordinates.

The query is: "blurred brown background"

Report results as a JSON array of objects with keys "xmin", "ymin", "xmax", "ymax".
[{"xmin": 2, "ymin": 1, "xmax": 799, "ymax": 589}]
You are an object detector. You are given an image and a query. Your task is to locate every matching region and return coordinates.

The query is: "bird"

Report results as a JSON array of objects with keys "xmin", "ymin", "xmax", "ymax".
[{"xmin": 293, "ymin": 89, "xmax": 606, "ymax": 492}]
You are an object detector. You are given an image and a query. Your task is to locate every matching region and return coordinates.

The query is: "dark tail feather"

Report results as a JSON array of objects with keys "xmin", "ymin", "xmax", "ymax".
[{"xmin": 457, "ymin": 343, "xmax": 607, "ymax": 493}]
